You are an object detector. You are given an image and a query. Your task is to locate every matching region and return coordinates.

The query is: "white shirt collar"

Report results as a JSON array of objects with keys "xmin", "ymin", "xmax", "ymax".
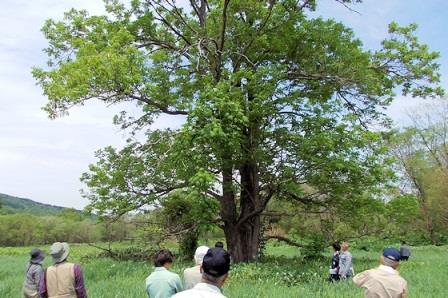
[
  {"xmin": 193, "ymin": 282, "xmax": 222, "ymax": 294},
  {"xmin": 378, "ymin": 265, "xmax": 398, "ymax": 274}
]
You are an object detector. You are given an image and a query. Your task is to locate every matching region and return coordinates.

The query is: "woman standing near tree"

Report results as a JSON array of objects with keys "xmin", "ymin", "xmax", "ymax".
[{"xmin": 339, "ymin": 242, "xmax": 354, "ymax": 280}]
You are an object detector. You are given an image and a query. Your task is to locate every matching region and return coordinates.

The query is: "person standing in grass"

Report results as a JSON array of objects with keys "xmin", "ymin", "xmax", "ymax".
[
  {"xmin": 353, "ymin": 247, "xmax": 408, "ymax": 298},
  {"xmin": 400, "ymin": 241, "xmax": 411, "ymax": 261},
  {"xmin": 173, "ymin": 247, "xmax": 231, "ymax": 298},
  {"xmin": 22, "ymin": 248, "xmax": 45, "ymax": 298},
  {"xmin": 183, "ymin": 246, "xmax": 209, "ymax": 290},
  {"xmin": 328, "ymin": 242, "xmax": 340, "ymax": 282},
  {"xmin": 39, "ymin": 242, "xmax": 87, "ymax": 298},
  {"xmin": 338, "ymin": 242, "xmax": 353, "ymax": 279},
  {"xmin": 146, "ymin": 249, "xmax": 183, "ymax": 298}
]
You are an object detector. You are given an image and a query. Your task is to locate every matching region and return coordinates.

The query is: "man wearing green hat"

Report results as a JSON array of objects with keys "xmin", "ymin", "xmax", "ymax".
[{"xmin": 39, "ymin": 242, "xmax": 87, "ymax": 298}]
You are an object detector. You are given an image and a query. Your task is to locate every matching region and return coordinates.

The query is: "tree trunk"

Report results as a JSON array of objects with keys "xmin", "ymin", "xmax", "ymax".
[
  {"xmin": 219, "ymin": 87, "xmax": 264, "ymax": 262},
  {"xmin": 220, "ymin": 160, "xmax": 263, "ymax": 262},
  {"xmin": 224, "ymin": 216, "xmax": 261, "ymax": 262},
  {"xmin": 421, "ymin": 198, "xmax": 437, "ymax": 244},
  {"xmin": 223, "ymin": 148, "xmax": 263, "ymax": 262}
]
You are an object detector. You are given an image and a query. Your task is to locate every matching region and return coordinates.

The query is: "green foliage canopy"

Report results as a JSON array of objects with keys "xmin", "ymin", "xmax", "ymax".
[{"xmin": 33, "ymin": 0, "xmax": 444, "ymax": 261}]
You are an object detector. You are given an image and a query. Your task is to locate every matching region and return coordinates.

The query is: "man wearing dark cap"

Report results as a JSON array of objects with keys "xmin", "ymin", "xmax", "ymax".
[
  {"xmin": 173, "ymin": 247, "xmax": 231, "ymax": 298},
  {"xmin": 353, "ymin": 248, "xmax": 408, "ymax": 298},
  {"xmin": 23, "ymin": 248, "xmax": 45, "ymax": 298}
]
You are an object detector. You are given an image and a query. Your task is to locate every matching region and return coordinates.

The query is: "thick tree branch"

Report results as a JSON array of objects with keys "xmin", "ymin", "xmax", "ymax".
[
  {"xmin": 148, "ymin": 1, "xmax": 192, "ymax": 46},
  {"xmin": 127, "ymin": 94, "xmax": 188, "ymax": 115},
  {"xmin": 237, "ymin": 207, "xmax": 265, "ymax": 228},
  {"xmin": 264, "ymin": 235, "xmax": 304, "ymax": 248},
  {"xmin": 215, "ymin": 0, "xmax": 230, "ymax": 81},
  {"xmin": 337, "ymin": 91, "xmax": 369, "ymax": 129},
  {"xmin": 218, "ymin": 0, "xmax": 230, "ymax": 53},
  {"xmin": 232, "ymin": 1, "xmax": 275, "ymax": 72}
]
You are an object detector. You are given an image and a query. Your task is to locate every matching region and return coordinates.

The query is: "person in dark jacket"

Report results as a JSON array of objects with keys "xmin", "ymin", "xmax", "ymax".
[
  {"xmin": 329, "ymin": 242, "xmax": 341, "ymax": 282},
  {"xmin": 23, "ymin": 248, "xmax": 45, "ymax": 298},
  {"xmin": 400, "ymin": 241, "xmax": 411, "ymax": 261}
]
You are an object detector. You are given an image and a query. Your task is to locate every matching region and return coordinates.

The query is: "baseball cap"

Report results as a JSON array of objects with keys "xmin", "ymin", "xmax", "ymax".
[
  {"xmin": 202, "ymin": 248, "xmax": 231, "ymax": 277},
  {"xmin": 383, "ymin": 247, "xmax": 401, "ymax": 261}
]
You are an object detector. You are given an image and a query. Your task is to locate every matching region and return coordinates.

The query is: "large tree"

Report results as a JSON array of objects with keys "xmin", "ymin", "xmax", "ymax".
[{"xmin": 33, "ymin": 0, "xmax": 443, "ymax": 262}]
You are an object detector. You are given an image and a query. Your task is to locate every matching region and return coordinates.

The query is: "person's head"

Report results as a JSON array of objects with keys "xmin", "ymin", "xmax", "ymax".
[
  {"xmin": 214, "ymin": 241, "xmax": 224, "ymax": 249},
  {"xmin": 332, "ymin": 242, "xmax": 341, "ymax": 252},
  {"xmin": 341, "ymin": 242, "xmax": 349, "ymax": 252},
  {"xmin": 154, "ymin": 249, "xmax": 174, "ymax": 269},
  {"xmin": 50, "ymin": 242, "xmax": 70, "ymax": 264},
  {"xmin": 30, "ymin": 248, "xmax": 45, "ymax": 264},
  {"xmin": 201, "ymin": 247, "xmax": 231, "ymax": 288},
  {"xmin": 380, "ymin": 247, "xmax": 401, "ymax": 270},
  {"xmin": 401, "ymin": 240, "xmax": 406, "ymax": 245},
  {"xmin": 194, "ymin": 246, "xmax": 209, "ymax": 265}
]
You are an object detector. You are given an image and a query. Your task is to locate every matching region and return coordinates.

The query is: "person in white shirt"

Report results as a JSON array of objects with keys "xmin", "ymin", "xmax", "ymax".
[
  {"xmin": 183, "ymin": 245, "xmax": 209, "ymax": 289},
  {"xmin": 173, "ymin": 247, "xmax": 230, "ymax": 298}
]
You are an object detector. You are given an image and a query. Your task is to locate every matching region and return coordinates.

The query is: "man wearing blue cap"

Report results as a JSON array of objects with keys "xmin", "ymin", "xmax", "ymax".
[{"xmin": 353, "ymin": 248, "xmax": 408, "ymax": 298}]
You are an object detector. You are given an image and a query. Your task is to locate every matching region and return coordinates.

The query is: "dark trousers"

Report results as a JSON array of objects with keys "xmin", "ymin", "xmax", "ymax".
[{"xmin": 328, "ymin": 274, "xmax": 340, "ymax": 282}]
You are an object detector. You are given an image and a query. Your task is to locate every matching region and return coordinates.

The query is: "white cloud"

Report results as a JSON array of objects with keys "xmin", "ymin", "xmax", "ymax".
[{"xmin": 0, "ymin": 0, "xmax": 133, "ymax": 208}]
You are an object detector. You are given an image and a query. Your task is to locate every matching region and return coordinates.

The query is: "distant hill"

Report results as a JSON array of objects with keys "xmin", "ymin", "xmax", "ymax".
[{"xmin": 0, "ymin": 193, "xmax": 68, "ymax": 216}]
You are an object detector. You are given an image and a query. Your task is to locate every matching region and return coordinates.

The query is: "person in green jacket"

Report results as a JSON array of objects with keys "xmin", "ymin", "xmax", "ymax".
[{"xmin": 145, "ymin": 249, "xmax": 183, "ymax": 298}]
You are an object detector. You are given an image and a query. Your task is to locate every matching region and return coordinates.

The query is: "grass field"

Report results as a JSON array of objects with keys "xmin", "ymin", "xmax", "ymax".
[{"xmin": 1, "ymin": 243, "xmax": 447, "ymax": 297}]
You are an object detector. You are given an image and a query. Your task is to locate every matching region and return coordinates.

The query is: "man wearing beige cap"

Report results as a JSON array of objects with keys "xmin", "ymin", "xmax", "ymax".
[
  {"xmin": 39, "ymin": 242, "xmax": 87, "ymax": 298},
  {"xmin": 353, "ymin": 248, "xmax": 407, "ymax": 298}
]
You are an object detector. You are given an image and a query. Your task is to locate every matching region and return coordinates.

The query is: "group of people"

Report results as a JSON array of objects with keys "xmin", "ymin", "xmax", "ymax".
[
  {"xmin": 329, "ymin": 240, "xmax": 411, "ymax": 298},
  {"xmin": 22, "ymin": 240, "xmax": 412, "ymax": 298},
  {"xmin": 145, "ymin": 241, "xmax": 230, "ymax": 298},
  {"xmin": 22, "ymin": 241, "xmax": 230, "ymax": 298},
  {"xmin": 329, "ymin": 241, "xmax": 354, "ymax": 281},
  {"xmin": 22, "ymin": 242, "xmax": 87, "ymax": 298}
]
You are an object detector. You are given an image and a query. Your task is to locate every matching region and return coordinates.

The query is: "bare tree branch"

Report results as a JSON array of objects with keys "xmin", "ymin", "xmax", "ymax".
[{"xmin": 334, "ymin": 0, "xmax": 361, "ymax": 15}]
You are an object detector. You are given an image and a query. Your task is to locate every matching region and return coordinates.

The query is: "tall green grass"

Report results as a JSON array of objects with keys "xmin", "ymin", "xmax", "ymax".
[{"xmin": 1, "ymin": 244, "xmax": 447, "ymax": 297}]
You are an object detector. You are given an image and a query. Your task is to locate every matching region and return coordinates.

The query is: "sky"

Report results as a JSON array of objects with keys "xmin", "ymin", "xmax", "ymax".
[{"xmin": 0, "ymin": 0, "xmax": 446, "ymax": 209}]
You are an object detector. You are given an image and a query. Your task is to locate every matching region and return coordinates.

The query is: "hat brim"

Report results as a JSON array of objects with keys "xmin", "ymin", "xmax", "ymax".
[
  {"xmin": 31, "ymin": 254, "xmax": 45, "ymax": 263},
  {"xmin": 384, "ymin": 255, "xmax": 400, "ymax": 262}
]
